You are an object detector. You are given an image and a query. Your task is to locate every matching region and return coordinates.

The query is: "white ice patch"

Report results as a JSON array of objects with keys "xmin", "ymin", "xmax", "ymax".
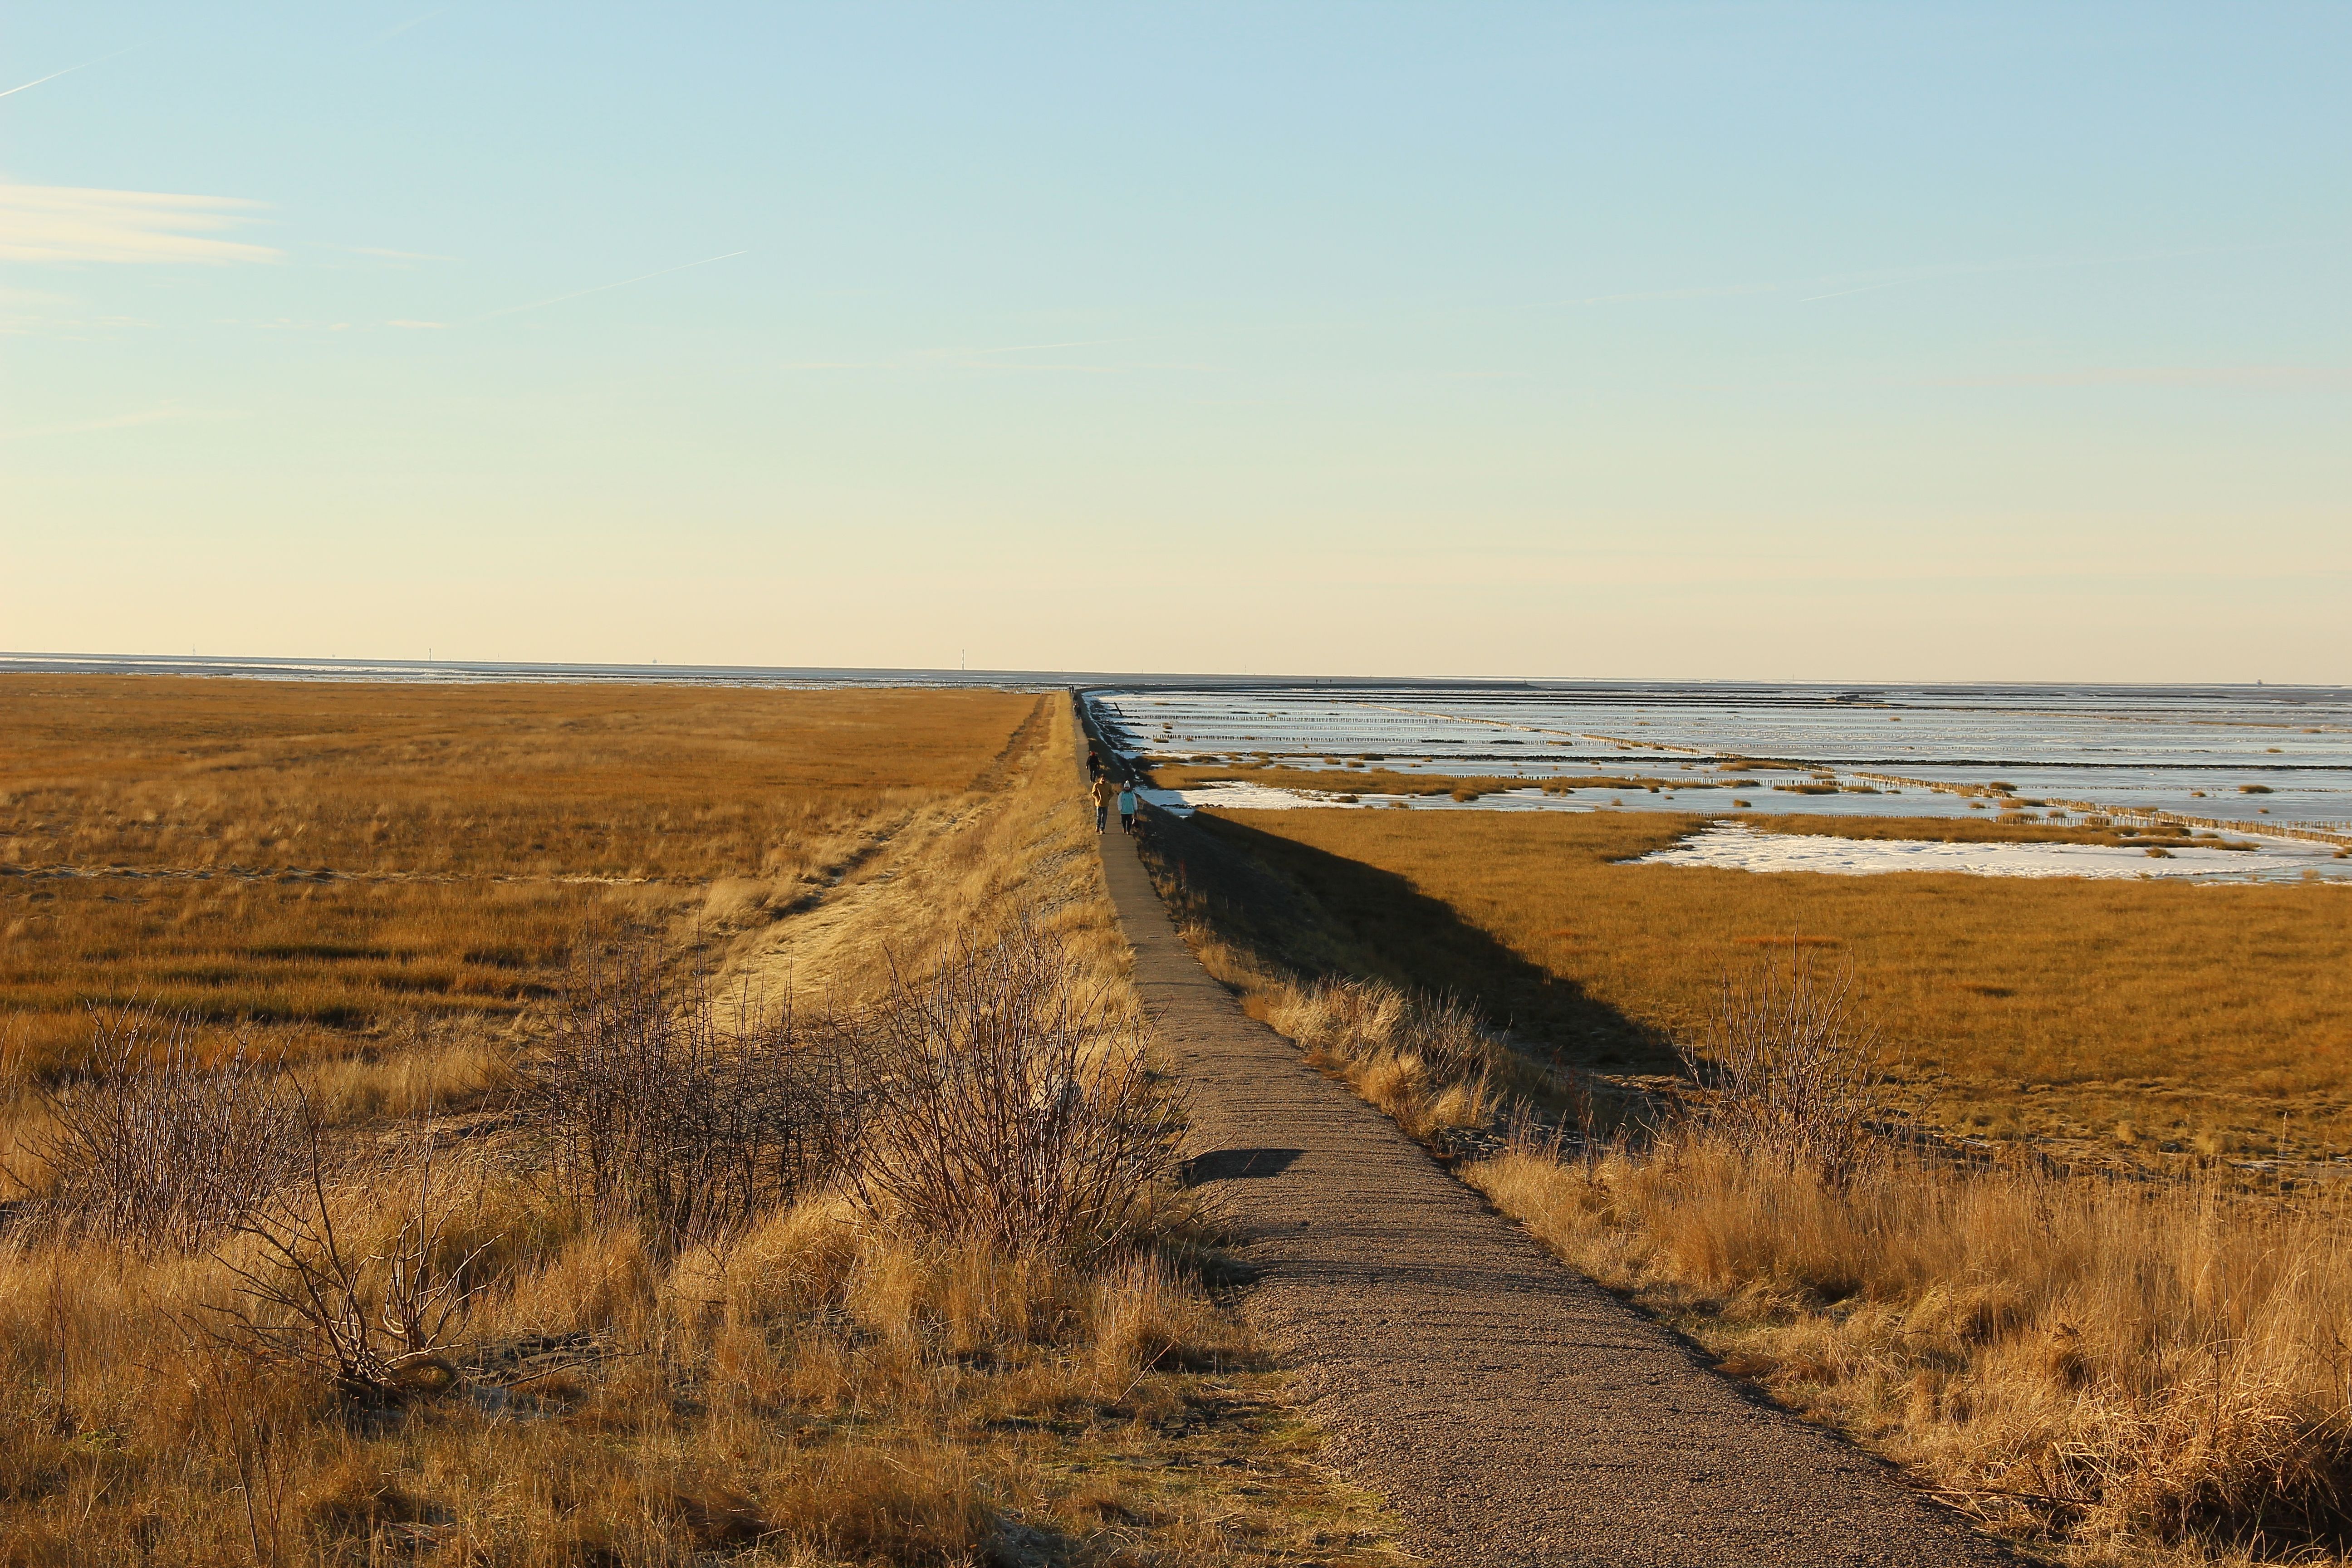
[
  {"xmin": 1138, "ymin": 783, "xmax": 1630, "ymax": 818},
  {"xmin": 1635, "ymin": 822, "xmax": 2346, "ymax": 883},
  {"xmin": 1136, "ymin": 783, "xmax": 1356, "ymax": 817}
]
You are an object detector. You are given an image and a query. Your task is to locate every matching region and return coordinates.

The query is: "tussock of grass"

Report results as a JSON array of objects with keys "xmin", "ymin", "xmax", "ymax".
[{"xmin": 1182, "ymin": 928, "xmax": 1515, "ymax": 1142}]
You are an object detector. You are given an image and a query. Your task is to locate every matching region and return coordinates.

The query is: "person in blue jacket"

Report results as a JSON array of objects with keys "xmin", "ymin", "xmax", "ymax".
[{"xmin": 1117, "ymin": 778, "xmax": 1139, "ymax": 833}]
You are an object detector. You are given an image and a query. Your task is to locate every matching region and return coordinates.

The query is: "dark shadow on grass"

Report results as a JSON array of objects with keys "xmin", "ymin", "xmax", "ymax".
[{"xmin": 1138, "ymin": 809, "xmax": 1680, "ymax": 1076}]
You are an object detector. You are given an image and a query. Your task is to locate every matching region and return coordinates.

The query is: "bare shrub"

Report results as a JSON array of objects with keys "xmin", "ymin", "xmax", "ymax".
[
  {"xmin": 33, "ymin": 1006, "xmax": 300, "ymax": 1253},
  {"xmin": 524, "ymin": 936, "xmax": 838, "ymax": 1250},
  {"xmin": 215, "ymin": 1129, "xmax": 497, "ymax": 1406},
  {"xmin": 1680, "ymin": 951, "xmax": 1887, "ymax": 1183},
  {"xmin": 834, "ymin": 927, "xmax": 1176, "ymax": 1260}
]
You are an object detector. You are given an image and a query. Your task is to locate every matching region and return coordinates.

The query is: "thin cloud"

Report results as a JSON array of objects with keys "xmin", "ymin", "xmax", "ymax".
[
  {"xmin": 476, "ymin": 250, "xmax": 749, "ymax": 320},
  {"xmin": 0, "ymin": 65, "xmax": 88, "ymax": 101},
  {"xmin": 386, "ymin": 318, "xmax": 447, "ymax": 329},
  {"xmin": 0, "ymin": 49, "xmax": 136, "ymax": 103},
  {"xmin": 343, "ymin": 245, "xmax": 455, "ymax": 261},
  {"xmin": 0, "ymin": 184, "xmax": 279, "ymax": 265}
]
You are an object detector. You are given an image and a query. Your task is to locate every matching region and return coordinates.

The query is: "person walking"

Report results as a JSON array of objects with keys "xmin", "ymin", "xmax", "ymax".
[
  {"xmin": 1117, "ymin": 777, "xmax": 1139, "ymax": 834},
  {"xmin": 1091, "ymin": 773, "xmax": 1111, "ymax": 833},
  {"xmin": 1086, "ymin": 750, "xmax": 1103, "ymax": 780}
]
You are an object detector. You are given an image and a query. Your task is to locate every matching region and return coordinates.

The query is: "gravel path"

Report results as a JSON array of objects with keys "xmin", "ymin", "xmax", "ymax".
[{"xmin": 1093, "ymin": 810, "xmax": 2012, "ymax": 1566}]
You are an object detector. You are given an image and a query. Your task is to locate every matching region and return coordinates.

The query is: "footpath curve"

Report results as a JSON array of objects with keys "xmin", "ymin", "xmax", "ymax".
[{"xmin": 1093, "ymin": 806, "xmax": 2010, "ymax": 1566}]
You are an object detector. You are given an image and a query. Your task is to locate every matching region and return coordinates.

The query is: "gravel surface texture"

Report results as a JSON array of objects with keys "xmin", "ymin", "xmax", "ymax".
[{"xmin": 1093, "ymin": 789, "xmax": 2012, "ymax": 1565}]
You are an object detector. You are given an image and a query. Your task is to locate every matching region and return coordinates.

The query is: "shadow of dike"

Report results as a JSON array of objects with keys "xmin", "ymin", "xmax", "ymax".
[{"xmin": 1139, "ymin": 808, "xmax": 1680, "ymax": 1077}]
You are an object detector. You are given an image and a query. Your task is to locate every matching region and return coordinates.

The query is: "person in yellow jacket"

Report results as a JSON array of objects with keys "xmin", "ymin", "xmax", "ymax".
[{"xmin": 1091, "ymin": 773, "xmax": 1110, "ymax": 833}]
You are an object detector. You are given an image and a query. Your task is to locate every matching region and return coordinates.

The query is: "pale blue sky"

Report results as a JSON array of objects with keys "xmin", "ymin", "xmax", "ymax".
[{"xmin": 4, "ymin": 3, "xmax": 2345, "ymax": 680}]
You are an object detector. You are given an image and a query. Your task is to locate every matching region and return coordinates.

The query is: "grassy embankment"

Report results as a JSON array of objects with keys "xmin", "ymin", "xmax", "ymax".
[
  {"xmin": 0, "ymin": 679, "xmax": 1399, "ymax": 1566},
  {"xmin": 1139, "ymin": 805, "xmax": 2352, "ymax": 1564}
]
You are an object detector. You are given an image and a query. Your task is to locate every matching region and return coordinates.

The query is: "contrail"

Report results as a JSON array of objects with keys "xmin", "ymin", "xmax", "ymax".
[
  {"xmin": 477, "ymin": 250, "xmax": 750, "ymax": 321},
  {"xmin": 0, "ymin": 64, "xmax": 91, "ymax": 100},
  {"xmin": 0, "ymin": 48, "xmax": 138, "ymax": 101}
]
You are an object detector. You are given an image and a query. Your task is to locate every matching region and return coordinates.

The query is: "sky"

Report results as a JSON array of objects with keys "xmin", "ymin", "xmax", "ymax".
[{"xmin": 2, "ymin": 2, "xmax": 2346, "ymax": 682}]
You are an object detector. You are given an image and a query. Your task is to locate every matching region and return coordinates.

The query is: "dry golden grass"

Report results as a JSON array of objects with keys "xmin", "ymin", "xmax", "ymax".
[
  {"xmin": 1468, "ymin": 1138, "xmax": 2352, "ymax": 1563},
  {"xmin": 1183, "ymin": 808, "xmax": 2352, "ymax": 1161},
  {"xmin": 721, "ymin": 699, "xmax": 1132, "ymax": 1013},
  {"xmin": 1, "ymin": 1143, "xmax": 1405, "ymax": 1566},
  {"xmin": 0, "ymin": 676, "xmax": 1031, "ymax": 876},
  {"xmin": 2, "ymin": 1156, "xmax": 1398, "ymax": 1565},
  {"xmin": 0, "ymin": 687, "xmax": 1404, "ymax": 1565},
  {"xmin": 0, "ymin": 877, "xmax": 619, "ymax": 1076},
  {"xmin": 1148, "ymin": 816, "xmax": 2352, "ymax": 1563},
  {"xmin": 1749, "ymin": 814, "xmax": 2256, "ymax": 851},
  {"xmin": 0, "ymin": 678, "xmax": 1034, "ymax": 1077}
]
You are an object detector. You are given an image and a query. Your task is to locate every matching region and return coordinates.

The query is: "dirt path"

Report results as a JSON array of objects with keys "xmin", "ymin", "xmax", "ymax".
[{"xmin": 1093, "ymin": 816, "xmax": 2011, "ymax": 1566}]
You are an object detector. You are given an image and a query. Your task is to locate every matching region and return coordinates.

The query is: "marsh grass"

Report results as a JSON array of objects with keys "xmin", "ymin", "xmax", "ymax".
[
  {"xmin": 1200, "ymin": 808, "xmax": 2352, "ymax": 1162},
  {"xmin": 0, "ymin": 676, "xmax": 1030, "ymax": 877},
  {"xmin": 0, "ymin": 676, "xmax": 1034, "ymax": 1076},
  {"xmin": 1749, "ymin": 814, "xmax": 2253, "ymax": 852},
  {"xmin": 1151, "ymin": 802, "xmax": 2352, "ymax": 1563},
  {"xmin": 1468, "ymin": 1135, "xmax": 2352, "ymax": 1562},
  {"xmin": 0, "ymin": 686, "xmax": 1403, "ymax": 1565}
]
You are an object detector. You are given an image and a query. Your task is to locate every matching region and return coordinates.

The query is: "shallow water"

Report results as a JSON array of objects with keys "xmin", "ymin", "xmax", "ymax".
[{"xmin": 1092, "ymin": 680, "xmax": 2352, "ymax": 882}]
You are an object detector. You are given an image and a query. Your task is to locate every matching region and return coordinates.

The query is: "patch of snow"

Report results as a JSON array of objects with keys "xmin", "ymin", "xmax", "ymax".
[{"xmin": 1633, "ymin": 823, "xmax": 2348, "ymax": 883}]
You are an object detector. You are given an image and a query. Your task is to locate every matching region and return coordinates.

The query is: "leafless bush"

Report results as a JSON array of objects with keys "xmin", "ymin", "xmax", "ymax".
[
  {"xmin": 834, "ymin": 927, "xmax": 1176, "ymax": 1260},
  {"xmin": 216, "ymin": 1128, "xmax": 497, "ymax": 1406},
  {"xmin": 524, "ymin": 936, "xmax": 838, "ymax": 1250},
  {"xmin": 1680, "ymin": 951, "xmax": 1888, "ymax": 1183},
  {"xmin": 33, "ymin": 1007, "xmax": 301, "ymax": 1253}
]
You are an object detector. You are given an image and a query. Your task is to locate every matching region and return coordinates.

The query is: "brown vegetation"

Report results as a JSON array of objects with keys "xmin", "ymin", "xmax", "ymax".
[
  {"xmin": 1147, "ymin": 814, "xmax": 2352, "ymax": 1563},
  {"xmin": 0, "ymin": 683, "xmax": 1402, "ymax": 1566},
  {"xmin": 1748, "ymin": 814, "xmax": 2255, "ymax": 851},
  {"xmin": 1172, "ymin": 808, "xmax": 2352, "ymax": 1162},
  {"xmin": 1469, "ymin": 1130, "xmax": 2352, "ymax": 1562},
  {"xmin": 0, "ymin": 677, "xmax": 1035, "ymax": 1078}
]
